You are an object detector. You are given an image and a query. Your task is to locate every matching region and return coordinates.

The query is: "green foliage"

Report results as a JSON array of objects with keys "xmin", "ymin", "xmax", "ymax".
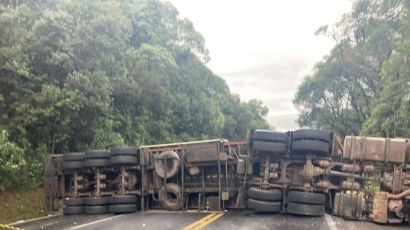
[
  {"xmin": 0, "ymin": 129, "xmax": 45, "ymax": 191},
  {"xmin": 0, "ymin": 0, "xmax": 269, "ymax": 190},
  {"xmin": 363, "ymin": 40, "xmax": 410, "ymax": 137},
  {"xmin": 0, "ymin": 130, "xmax": 25, "ymax": 192},
  {"xmin": 294, "ymin": 0, "xmax": 410, "ymax": 137}
]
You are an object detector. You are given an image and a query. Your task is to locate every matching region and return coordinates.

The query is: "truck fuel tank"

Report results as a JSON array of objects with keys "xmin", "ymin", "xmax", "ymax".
[{"xmin": 343, "ymin": 136, "xmax": 407, "ymax": 163}]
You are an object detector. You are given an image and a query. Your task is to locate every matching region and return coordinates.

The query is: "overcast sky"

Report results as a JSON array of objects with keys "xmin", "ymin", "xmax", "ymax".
[{"xmin": 169, "ymin": 0, "xmax": 352, "ymax": 131}]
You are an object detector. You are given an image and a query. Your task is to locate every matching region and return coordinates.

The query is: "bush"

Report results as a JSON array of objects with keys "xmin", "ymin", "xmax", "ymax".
[{"xmin": 0, "ymin": 130, "xmax": 26, "ymax": 192}]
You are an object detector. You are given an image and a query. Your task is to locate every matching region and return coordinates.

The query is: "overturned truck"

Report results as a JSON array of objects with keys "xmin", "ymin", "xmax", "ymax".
[{"xmin": 44, "ymin": 129, "xmax": 410, "ymax": 225}]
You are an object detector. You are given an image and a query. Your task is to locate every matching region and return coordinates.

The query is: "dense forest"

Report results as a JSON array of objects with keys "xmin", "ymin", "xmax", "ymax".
[
  {"xmin": 0, "ymin": 0, "xmax": 269, "ymax": 191},
  {"xmin": 294, "ymin": 0, "xmax": 410, "ymax": 137}
]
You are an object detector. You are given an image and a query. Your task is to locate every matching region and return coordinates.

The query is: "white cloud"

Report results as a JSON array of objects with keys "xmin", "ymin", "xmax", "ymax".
[{"xmin": 169, "ymin": 0, "xmax": 352, "ymax": 130}]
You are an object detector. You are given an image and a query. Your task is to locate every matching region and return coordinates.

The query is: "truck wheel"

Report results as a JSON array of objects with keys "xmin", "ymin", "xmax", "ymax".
[
  {"xmin": 64, "ymin": 197, "xmax": 85, "ymax": 206},
  {"xmin": 159, "ymin": 183, "xmax": 182, "ymax": 211},
  {"xmin": 287, "ymin": 191, "xmax": 326, "ymax": 205},
  {"xmin": 155, "ymin": 151, "xmax": 180, "ymax": 178},
  {"xmin": 110, "ymin": 155, "xmax": 138, "ymax": 165},
  {"xmin": 84, "ymin": 158, "xmax": 110, "ymax": 167},
  {"xmin": 64, "ymin": 152, "xmax": 86, "ymax": 161},
  {"xmin": 291, "ymin": 140, "xmax": 329, "ymax": 154},
  {"xmin": 248, "ymin": 187, "xmax": 282, "ymax": 201},
  {"xmin": 63, "ymin": 160, "xmax": 84, "ymax": 170},
  {"xmin": 292, "ymin": 129, "xmax": 330, "ymax": 143},
  {"xmin": 109, "ymin": 195, "xmax": 137, "ymax": 204},
  {"xmin": 252, "ymin": 141, "xmax": 287, "ymax": 153},
  {"xmin": 86, "ymin": 150, "xmax": 111, "ymax": 159},
  {"xmin": 287, "ymin": 202, "xmax": 324, "ymax": 216},
  {"xmin": 109, "ymin": 204, "xmax": 137, "ymax": 214},
  {"xmin": 63, "ymin": 206, "xmax": 84, "ymax": 215},
  {"xmin": 247, "ymin": 198, "xmax": 281, "ymax": 212},
  {"xmin": 110, "ymin": 147, "xmax": 138, "ymax": 156},
  {"xmin": 252, "ymin": 130, "xmax": 288, "ymax": 142},
  {"xmin": 85, "ymin": 197, "xmax": 109, "ymax": 206},
  {"xmin": 85, "ymin": 205, "xmax": 108, "ymax": 215}
]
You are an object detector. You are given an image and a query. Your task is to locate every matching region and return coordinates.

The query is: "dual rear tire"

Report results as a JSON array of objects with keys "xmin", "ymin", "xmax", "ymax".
[
  {"xmin": 63, "ymin": 195, "xmax": 138, "ymax": 215},
  {"xmin": 110, "ymin": 147, "xmax": 139, "ymax": 166},
  {"xmin": 247, "ymin": 187, "xmax": 282, "ymax": 212},
  {"xmin": 85, "ymin": 150, "xmax": 112, "ymax": 168},
  {"xmin": 63, "ymin": 197, "xmax": 85, "ymax": 215},
  {"xmin": 63, "ymin": 206, "xmax": 85, "ymax": 215},
  {"xmin": 63, "ymin": 147, "xmax": 139, "ymax": 169},
  {"xmin": 63, "ymin": 152, "xmax": 85, "ymax": 170},
  {"xmin": 291, "ymin": 129, "xmax": 331, "ymax": 155},
  {"xmin": 63, "ymin": 197, "xmax": 109, "ymax": 215},
  {"xmin": 246, "ymin": 188, "xmax": 326, "ymax": 216},
  {"xmin": 286, "ymin": 191, "xmax": 326, "ymax": 216},
  {"xmin": 84, "ymin": 197, "xmax": 109, "ymax": 215},
  {"xmin": 109, "ymin": 195, "xmax": 138, "ymax": 214},
  {"xmin": 251, "ymin": 130, "xmax": 288, "ymax": 154},
  {"xmin": 250, "ymin": 129, "xmax": 332, "ymax": 155}
]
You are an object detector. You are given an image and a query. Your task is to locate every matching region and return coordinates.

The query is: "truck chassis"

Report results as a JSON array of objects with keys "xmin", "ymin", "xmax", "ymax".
[{"xmin": 44, "ymin": 129, "xmax": 410, "ymax": 225}]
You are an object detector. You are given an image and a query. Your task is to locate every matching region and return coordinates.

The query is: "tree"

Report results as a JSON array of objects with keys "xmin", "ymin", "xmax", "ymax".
[
  {"xmin": 363, "ymin": 40, "xmax": 410, "ymax": 137},
  {"xmin": 0, "ymin": 0, "xmax": 270, "ymax": 190},
  {"xmin": 294, "ymin": 0, "xmax": 409, "ymax": 137}
]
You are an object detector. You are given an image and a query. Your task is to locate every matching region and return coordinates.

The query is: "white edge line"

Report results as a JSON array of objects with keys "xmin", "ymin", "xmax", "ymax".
[
  {"xmin": 69, "ymin": 215, "xmax": 125, "ymax": 230},
  {"xmin": 9, "ymin": 214, "xmax": 62, "ymax": 226},
  {"xmin": 325, "ymin": 214, "xmax": 338, "ymax": 230}
]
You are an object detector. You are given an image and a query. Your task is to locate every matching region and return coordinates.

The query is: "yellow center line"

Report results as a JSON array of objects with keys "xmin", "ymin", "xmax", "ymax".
[
  {"xmin": 181, "ymin": 213, "xmax": 218, "ymax": 230},
  {"xmin": 0, "ymin": 223, "xmax": 24, "ymax": 230},
  {"xmin": 181, "ymin": 212, "xmax": 224, "ymax": 230},
  {"xmin": 194, "ymin": 213, "xmax": 224, "ymax": 229}
]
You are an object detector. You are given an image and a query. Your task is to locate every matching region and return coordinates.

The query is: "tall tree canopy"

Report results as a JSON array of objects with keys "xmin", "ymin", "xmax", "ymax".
[
  {"xmin": 294, "ymin": 0, "xmax": 410, "ymax": 137},
  {"xmin": 0, "ymin": 0, "xmax": 269, "ymax": 190}
]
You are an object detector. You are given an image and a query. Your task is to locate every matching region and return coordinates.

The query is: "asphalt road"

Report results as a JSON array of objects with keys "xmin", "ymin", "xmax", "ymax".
[{"xmin": 12, "ymin": 210, "xmax": 409, "ymax": 230}]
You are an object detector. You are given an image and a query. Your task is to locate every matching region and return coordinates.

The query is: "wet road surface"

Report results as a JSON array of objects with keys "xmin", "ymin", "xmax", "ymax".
[{"xmin": 12, "ymin": 210, "xmax": 409, "ymax": 230}]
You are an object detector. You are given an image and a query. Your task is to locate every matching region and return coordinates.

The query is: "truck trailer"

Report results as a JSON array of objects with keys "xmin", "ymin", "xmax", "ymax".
[{"xmin": 43, "ymin": 129, "xmax": 410, "ymax": 225}]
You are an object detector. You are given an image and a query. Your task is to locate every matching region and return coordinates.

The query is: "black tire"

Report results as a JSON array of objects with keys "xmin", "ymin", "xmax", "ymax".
[
  {"xmin": 287, "ymin": 202, "xmax": 325, "ymax": 216},
  {"xmin": 63, "ymin": 160, "xmax": 84, "ymax": 170},
  {"xmin": 155, "ymin": 151, "xmax": 180, "ymax": 179},
  {"xmin": 287, "ymin": 191, "xmax": 326, "ymax": 205},
  {"xmin": 291, "ymin": 140, "xmax": 329, "ymax": 154},
  {"xmin": 85, "ymin": 197, "xmax": 109, "ymax": 206},
  {"xmin": 252, "ymin": 141, "xmax": 287, "ymax": 153},
  {"xmin": 85, "ymin": 205, "xmax": 108, "ymax": 215},
  {"xmin": 84, "ymin": 158, "xmax": 110, "ymax": 167},
  {"xmin": 159, "ymin": 183, "xmax": 182, "ymax": 211},
  {"xmin": 293, "ymin": 129, "xmax": 330, "ymax": 143},
  {"xmin": 247, "ymin": 198, "xmax": 281, "ymax": 212},
  {"xmin": 64, "ymin": 152, "xmax": 86, "ymax": 161},
  {"xmin": 248, "ymin": 187, "xmax": 282, "ymax": 201},
  {"xmin": 110, "ymin": 155, "xmax": 138, "ymax": 165},
  {"xmin": 252, "ymin": 130, "xmax": 288, "ymax": 143},
  {"xmin": 64, "ymin": 197, "xmax": 85, "ymax": 206},
  {"xmin": 109, "ymin": 195, "xmax": 138, "ymax": 204},
  {"xmin": 63, "ymin": 206, "xmax": 84, "ymax": 215},
  {"xmin": 109, "ymin": 204, "xmax": 138, "ymax": 214},
  {"xmin": 86, "ymin": 150, "xmax": 111, "ymax": 159},
  {"xmin": 111, "ymin": 147, "xmax": 138, "ymax": 156}
]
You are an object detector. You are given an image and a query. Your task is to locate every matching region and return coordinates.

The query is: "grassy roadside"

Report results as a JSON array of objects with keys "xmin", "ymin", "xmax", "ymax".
[{"xmin": 0, "ymin": 187, "xmax": 46, "ymax": 224}]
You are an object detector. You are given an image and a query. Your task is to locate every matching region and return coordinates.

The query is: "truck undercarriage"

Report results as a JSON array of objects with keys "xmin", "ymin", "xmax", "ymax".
[{"xmin": 44, "ymin": 129, "xmax": 410, "ymax": 225}]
